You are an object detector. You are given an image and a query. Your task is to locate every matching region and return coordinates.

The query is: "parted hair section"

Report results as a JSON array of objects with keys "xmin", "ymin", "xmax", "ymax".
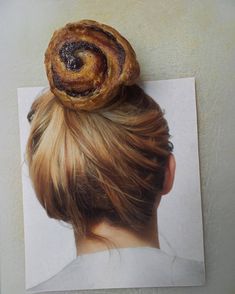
[{"xmin": 26, "ymin": 84, "xmax": 173, "ymax": 241}]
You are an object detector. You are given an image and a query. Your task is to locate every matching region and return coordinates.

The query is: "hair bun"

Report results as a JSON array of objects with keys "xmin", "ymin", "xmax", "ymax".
[{"xmin": 44, "ymin": 19, "xmax": 140, "ymax": 111}]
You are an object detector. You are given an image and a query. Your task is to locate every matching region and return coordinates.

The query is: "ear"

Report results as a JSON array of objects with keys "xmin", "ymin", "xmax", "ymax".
[{"xmin": 160, "ymin": 153, "xmax": 176, "ymax": 196}]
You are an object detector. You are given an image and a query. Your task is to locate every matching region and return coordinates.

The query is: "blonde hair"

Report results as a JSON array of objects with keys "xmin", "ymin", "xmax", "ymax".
[{"xmin": 26, "ymin": 84, "xmax": 173, "ymax": 244}]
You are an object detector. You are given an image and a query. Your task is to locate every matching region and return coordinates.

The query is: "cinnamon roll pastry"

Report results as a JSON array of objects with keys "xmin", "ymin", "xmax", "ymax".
[{"xmin": 45, "ymin": 19, "xmax": 140, "ymax": 111}]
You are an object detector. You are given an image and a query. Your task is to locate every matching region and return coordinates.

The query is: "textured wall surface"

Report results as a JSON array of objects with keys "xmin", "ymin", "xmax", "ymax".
[{"xmin": 0, "ymin": 0, "xmax": 235, "ymax": 294}]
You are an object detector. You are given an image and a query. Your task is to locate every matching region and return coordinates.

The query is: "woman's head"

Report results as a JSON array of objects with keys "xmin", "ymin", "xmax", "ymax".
[
  {"xmin": 26, "ymin": 85, "xmax": 174, "ymax": 240},
  {"xmin": 26, "ymin": 20, "xmax": 174, "ymax": 244}
]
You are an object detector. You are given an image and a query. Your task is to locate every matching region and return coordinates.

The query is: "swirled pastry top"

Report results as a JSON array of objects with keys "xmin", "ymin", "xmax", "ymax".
[{"xmin": 45, "ymin": 19, "xmax": 140, "ymax": 111}]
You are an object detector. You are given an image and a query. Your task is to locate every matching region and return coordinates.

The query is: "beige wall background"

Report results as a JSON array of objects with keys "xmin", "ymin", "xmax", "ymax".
[{"xmin": 0, "ymin": 0, "xmax": 235, "ymax": 293}]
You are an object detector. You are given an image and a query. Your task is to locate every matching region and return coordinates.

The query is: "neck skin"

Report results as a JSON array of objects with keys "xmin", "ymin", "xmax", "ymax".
[{"xmin": 75, "ymin": 208, "xmax": 160, "ymax": 256}]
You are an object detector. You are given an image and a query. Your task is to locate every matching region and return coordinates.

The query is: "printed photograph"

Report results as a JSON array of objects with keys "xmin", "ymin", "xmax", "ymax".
[{"xmin": 17, "ymin": 20, "xmax": 205, "ymax": 293}]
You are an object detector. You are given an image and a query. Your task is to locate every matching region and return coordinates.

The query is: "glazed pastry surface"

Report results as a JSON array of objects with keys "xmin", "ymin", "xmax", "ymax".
[{"xmin": 45, "ymin": 19, "xmax": 140, "ymax": 111}]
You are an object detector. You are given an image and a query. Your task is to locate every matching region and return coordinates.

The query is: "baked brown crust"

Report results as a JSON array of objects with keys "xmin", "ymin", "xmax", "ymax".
[{"xmin": 44, "ymin": 19, "xmax": 140, "ymax": 111}]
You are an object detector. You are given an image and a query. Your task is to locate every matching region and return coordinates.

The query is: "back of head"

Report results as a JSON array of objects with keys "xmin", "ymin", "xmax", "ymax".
[{"xmin": 26, "ymin": 20, "xmax": 173, "ymax": 243}]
